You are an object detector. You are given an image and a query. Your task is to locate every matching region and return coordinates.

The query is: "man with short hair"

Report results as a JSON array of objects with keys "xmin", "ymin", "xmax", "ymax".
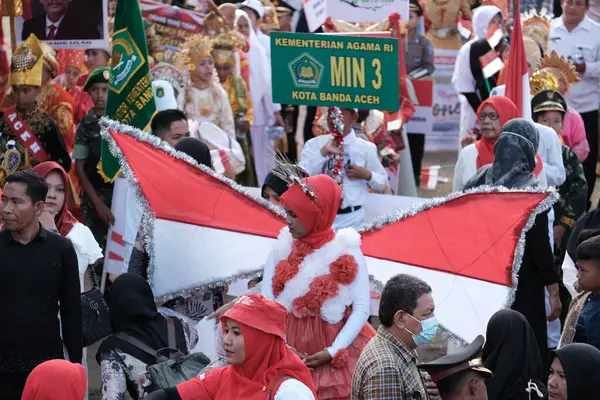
[
  {"xmin": 0, "ymin": 171, "xmax": 81, "ymax": 399},
  {"xmin": 352, "ymin": 274, "xmax": 438, "ymax": 399},
  {"xmin": 549, "ymin": 0, "xmax": 600, "ymax": 207},
  {"xmin": 151, "ymin": 109, "xmax": 191, "ymax": 147},
  {"xmin": 21, "ymin": 0, "xmax": 100, "ymax": 40},
  {"xmin": 418, "ymin": 335, "xmax": 492, "ymax": 400}
]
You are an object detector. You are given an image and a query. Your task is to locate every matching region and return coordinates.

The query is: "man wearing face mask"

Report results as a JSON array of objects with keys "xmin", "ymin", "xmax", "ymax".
[{"xmin": 352, "ymin": 274, "xmax": 439, "ymax": 400}]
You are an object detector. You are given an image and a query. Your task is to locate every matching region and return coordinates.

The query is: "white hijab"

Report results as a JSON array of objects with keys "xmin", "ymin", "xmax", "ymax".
[
  {"xmin": 472, "ymin": 5, "xmax": 503, "ymax": 39},
  {"xmin": 235, "ymin": 9, "xmax": 270, "ymax": 109}
]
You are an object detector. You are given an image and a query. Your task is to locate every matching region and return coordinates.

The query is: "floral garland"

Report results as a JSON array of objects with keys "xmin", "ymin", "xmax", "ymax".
[
  {"xmin": 327, "ymin": 107, "xmax": 345, "ymax": 190},
  {"xmin": 272, "ymin": 249, "xmax": 359, "ymax": 368}
]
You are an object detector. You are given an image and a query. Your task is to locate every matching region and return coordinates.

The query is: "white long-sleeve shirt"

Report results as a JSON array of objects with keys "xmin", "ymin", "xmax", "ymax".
[
  {"xmin": 549, "ymin": 17, "xmax": 600, "ymax": 113},
  {"xmin": 535, "ymin": 122, "xmax": 566, "ymax": 188},
  {"xmin": 300, "ymin": 130, "xmax": 387, "ymax": 208},
  {"xmin": 261, "ymin": 245, "xmax": 370, "ymax": 358}
]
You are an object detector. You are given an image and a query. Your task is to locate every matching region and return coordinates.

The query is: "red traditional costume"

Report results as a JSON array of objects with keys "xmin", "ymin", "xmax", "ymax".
[
  {"xmin": 57, "ymin": 49, "xmax": 93, "ymax": 125},
  {"xmin": 261, "ymin": 175, "xmax": 375, "ymax": 399}
]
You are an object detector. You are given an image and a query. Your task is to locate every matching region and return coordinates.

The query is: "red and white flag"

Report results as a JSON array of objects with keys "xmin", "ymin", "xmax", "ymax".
[
  {"xmin": 101, "ymin": 119, "xmax": 557, "ymax": 343},
  {"xmin": 505, "ymin": 0, "xmax": 531, "ymax": 119},
  {"xmin": 479, "ymin": 50, "xmax": 503, "ymax": 79},
  {"xmin": 420, "ymin": 165, "xmax": 441, "ymax": 190}
]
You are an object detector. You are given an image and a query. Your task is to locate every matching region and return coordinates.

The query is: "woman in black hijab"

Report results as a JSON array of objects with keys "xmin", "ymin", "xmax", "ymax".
[
  {"xmin": 548, "ymin": 343, "xmax": 600, "ymax": 399},
  {"xmin": 96, "ymin": 274, "xmax": 198, "ymax": 399},
  {"xmin": 174, "ymin": 137, "xmax": 212, "ymax": 168},
  {"xmin": 466, "ymin": 119, "xmax": 561, "ymax": 365},
  {"xmin": 482, "ymin": 310, "xmax": 547, "ymax": 400}
]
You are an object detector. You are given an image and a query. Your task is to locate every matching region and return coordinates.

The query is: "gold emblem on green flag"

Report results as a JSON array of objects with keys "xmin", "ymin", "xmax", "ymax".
[{"xmin": 100, "ymin": 0, "xmax": 156, "ymax": 183}]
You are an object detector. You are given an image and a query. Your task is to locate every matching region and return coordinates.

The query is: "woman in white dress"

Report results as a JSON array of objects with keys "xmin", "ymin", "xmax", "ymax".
[
  {"xmin": 236, "ymin": 9, "xmax": 284, "ymax": 186},
  {"xmin": 33, "ymin": 161, "xmax": 103, "ymax": 400}
]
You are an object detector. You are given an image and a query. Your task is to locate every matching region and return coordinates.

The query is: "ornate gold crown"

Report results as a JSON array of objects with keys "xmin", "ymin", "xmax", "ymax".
[
  {"xmin": 176, "ymin": 35, "xmax": 214, "ymax": 71},
  {"xmin": 10, "ymin": 34, "xmax": 44, "ymax": 87},
  {"xmin": 530, "ymin": 70, "xmax": 560, "ymax": 97},
  {"xmin": 537, "ymin": 50, "xmax": 580, "ymax": 85},
  {"xmin": 522, "ymin": 8, "xmax": 553, "ymax": 52},
  {"xmin": 212, "ymin": 33, "xmax": 237, "ymax": 64}
]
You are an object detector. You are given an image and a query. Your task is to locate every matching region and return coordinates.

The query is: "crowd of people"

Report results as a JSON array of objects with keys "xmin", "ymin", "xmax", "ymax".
[{"xmin": 1, "ymin": 0, "xmax": 600, "ymax": 399}]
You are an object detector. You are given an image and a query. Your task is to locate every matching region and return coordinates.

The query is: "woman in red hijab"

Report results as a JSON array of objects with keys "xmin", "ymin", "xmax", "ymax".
[
  {"xmin": 453, "ymin": 96, "xmax": 543, "ymax": 191},
  {"xmin": 21, "ymin": 359, "xmax": 86, "ymax": 400},
  {"xmin": 148, "ymin": 294, "xmax": 317, "ymax": 399},
  {"xmin": 259, "ymin": 174, "xmax": 373, "ymax": 399},
  {"xmin": 32, "ymin": 162, "xmax": 103, "ymax": 398}
]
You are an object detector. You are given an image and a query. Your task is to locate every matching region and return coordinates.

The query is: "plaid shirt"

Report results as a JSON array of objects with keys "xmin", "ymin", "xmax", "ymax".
[{"xmin": 352, "ymin": 326, "xmax": 428, "ymax": 400}]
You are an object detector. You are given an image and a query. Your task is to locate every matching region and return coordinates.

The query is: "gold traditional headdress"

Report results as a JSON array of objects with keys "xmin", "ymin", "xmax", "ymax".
[
  {"xmin": 261, "ymin": 1, "xmax": 280, "ymax": 31},
  {"xmin": 522, "ymin": 8, "xmax": 553, "ymax": 53},
  {"xmin": 176, "ymin": 35, "xmax": 214, "ymax": 71},
  {"xmin": 537, "ymin": 50, "xmax": 580, "ymax": 87},
  {"xmin": 40, "ymin": 41, "xmax": 59, "ymax": 77},
  {"xmin": 10, "ymin": 34, "xmax": 44, "ymax": 87},
  {"xmin": 529, "ymin": 70, "xmax": 560, "ymax": 96},
  {"xmin": 212, "ymin": 33, "xmax": 237, "ymax": 64},
  {"xmin": 203, "ymin": 11, "xmax": 227, "ymax": 37}
]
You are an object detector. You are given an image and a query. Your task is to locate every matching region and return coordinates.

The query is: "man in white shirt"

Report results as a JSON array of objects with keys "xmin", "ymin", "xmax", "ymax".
[
  {"xmin": 238, "ymin": 0, "xmax": 271, "ymax": 58},
  {"xmin": 549, "ymin": 0, "xmax": 600, "ymax": 207},
  {"xmin": 300, "ymin": 108, "xmax": 388, "ymax": 229}
]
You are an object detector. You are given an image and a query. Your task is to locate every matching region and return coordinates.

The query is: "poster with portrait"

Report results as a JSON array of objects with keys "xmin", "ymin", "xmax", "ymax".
[
  {"xmin": 15, "ymin": 0, "xmax": 109, "ymax": 49},
  {"xmin": 140, "ymin": 0, "xmax": 206, "ymax": 64}
]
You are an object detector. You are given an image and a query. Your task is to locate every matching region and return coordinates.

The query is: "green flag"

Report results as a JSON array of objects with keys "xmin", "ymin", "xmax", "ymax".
[{"xmin": 100, "ymin": 0, "xmax": 156, "ymax": 182}]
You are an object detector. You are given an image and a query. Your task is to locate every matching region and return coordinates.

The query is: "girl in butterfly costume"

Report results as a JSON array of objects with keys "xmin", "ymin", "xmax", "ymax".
[{"xmin": 260, "ymin": 174, "xmax": 375, "ymax": 400}]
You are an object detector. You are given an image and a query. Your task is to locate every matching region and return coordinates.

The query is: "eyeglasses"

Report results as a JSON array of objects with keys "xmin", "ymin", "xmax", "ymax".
[{"xmin": 479, "ymin": 112, "xmax": 499, "ymax": 121}]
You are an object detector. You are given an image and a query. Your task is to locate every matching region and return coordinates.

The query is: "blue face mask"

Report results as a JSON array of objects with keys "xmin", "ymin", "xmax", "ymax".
[{"xmin": 405, "ymin": 313, "xmax": 439, "ymax": 346}]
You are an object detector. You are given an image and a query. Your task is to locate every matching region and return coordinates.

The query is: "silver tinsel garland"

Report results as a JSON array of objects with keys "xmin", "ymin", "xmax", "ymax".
[{"xmin": 100, "ymin": 117, "xmax": 558, "ymax": 343}]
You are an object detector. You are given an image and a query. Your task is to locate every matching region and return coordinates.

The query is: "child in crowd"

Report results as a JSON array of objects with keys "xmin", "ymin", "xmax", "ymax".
[{"xmin": 560, "ymin": 232, "xmax": 600, "ymax": 350}]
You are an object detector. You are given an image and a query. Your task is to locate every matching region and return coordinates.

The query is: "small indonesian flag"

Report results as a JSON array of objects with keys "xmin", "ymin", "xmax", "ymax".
[
  {"xmin": 457, "ymin": 20, "xmax": 472, "ymax": 40},
  {"xmin": 479, "ymin": 50, "xmax": 503, "ymax": 79},
  {"xmin": 420, "ymin": 165, "xmax": 441, "ymax": 190},
  {"xmin": 486, "ymin": 22, "xmax": 504, "ymax": 49}
]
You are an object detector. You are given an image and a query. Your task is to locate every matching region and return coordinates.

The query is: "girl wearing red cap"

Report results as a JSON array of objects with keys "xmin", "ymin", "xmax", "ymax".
[
  {"xmin": 148, "ymin": 294, "xmax": 317, "ymax": 399},
  {"xmin": 262, "ymin": 174, "xmax": 373, "ymax": 399}
]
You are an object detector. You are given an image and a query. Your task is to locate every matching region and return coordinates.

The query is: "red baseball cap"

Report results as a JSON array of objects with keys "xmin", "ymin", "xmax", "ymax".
[{"xmin": 221, "ymin": 294, "xmax": 287, "ymax": 340}]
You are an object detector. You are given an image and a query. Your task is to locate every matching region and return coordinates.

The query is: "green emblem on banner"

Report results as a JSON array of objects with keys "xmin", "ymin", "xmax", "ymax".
[
  {"xmin": 289, "ymin": 53, "xmax": 323, "ymax": 88},
  {"xmin": 110, "ymin": 28, "xmax": 146, "ymax": 94},
  {"xmin": 271, "ymin": 32, "xmax": 399, "ymax": 111},
  {"xmin": 100, "ymin": 0, "xmax": 156, "ymax": 183}
]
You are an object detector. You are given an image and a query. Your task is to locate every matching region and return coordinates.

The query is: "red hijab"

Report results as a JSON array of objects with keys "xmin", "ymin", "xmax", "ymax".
[
  {"xmin": 475, "ymin": 97, "xmax": 519, "ymax": 169},
  {"xmin": 32, "ymin": 162, "xmax": 78, "ymax": 236},
  {"xmin": 280, "ymin": 175, "xmax": 342, "ymax": 249},
  {"xmin": 21, "ymin": 360, "xmax": 87, "ymax": 400},
  {"xmin": 176, "ymin": 294, "xmax": 317, "ymax": 400}
]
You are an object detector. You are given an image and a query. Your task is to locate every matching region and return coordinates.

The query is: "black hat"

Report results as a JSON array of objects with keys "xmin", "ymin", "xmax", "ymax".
[
  {"xmin": 409, "ymin": 0, "xmax": 423, "ymax": 17},
  {"xmin": 276, "ymin": 0, "xmax": 296, "ymax": 15},
  {"xmin": 531, "ymin": 90, "xmax": 566, "ymax": 115},
  {"xmin": 417, "ymin": 335, "xmax": 493, "ymax": 383}
]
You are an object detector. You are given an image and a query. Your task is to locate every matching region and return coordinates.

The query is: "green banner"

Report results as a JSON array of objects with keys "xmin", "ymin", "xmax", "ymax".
[
  {"xmin": 270, "ymin": 32, "xmax": 399, "ymax": 111},
  {"xmin": 100, "ymin": 0, "xmax": 156, "ymax": 183}
]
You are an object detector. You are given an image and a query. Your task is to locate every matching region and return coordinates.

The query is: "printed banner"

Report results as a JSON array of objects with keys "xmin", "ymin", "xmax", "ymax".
[
  {"xmin": 426, "ymin": 48, "xmax": 460, "ymax": 151},
  {"xmin": 406, "ymin": 79, "xmax": 433, "ymax": 134},
  {"xmin": 15, "ymin": 0, "xmax": 108, "ymax": 50},
  {"xmin": 140, "ymin": 0, "xmax": 206, "ymax": 64},
  {"xmin": 326, "ymin": 0, "xmax": 409, "ymax": 24},
  {"xmin": 271, "ymin": 32, "xmax": 399, "ymax": 111},
  {"xmin": 304, "ymin": 0, "xmax": 328, "ymax": 32}
]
